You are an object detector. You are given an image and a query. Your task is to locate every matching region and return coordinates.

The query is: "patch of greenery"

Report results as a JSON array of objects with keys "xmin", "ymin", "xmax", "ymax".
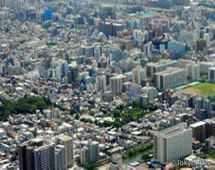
[
  {"xmin": 197, "ymin": 149, "xmax": 215, "ymax": 160},
  {"xmin": 112, "ymin": 102, "xmax": 156, "ymax": 128},
  {"xmin": 182, "ymin": 82, "xmax": 215, "ymax": 97},
  {"xmin": 208, "ymin": 149, "xmax": 215, "ymax": 159},
  {"xmin": 0, "ymin": 96, "xmax": 50, "ymax": 120},
  {"xmin": 123, "ymin": 143, "xmax": 153, "ymax": 159}
]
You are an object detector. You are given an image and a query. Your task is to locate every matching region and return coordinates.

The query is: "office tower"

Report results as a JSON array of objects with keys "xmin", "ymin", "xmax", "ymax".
[
  {"xmin": 80, "ymin": 141, "xmax": 100, "ymax": 166},
  {"xmin": 155, "ymin": 67, "xmax": 187, "ymax": 90},
  {"xmin": 51, "ymin": 59, "xmax": 68, "ymax": 82},
  {"xmin": 88, "ymin": 141, "xmax": 100, "ymax": 163},
  {"xmin": 208, "ymin": 67, "xmax": 215, "ymax": 83},
  {"xmin": 179, "ymin": 60, "xmax": 200, "ymax": 81},
  {"xmin": 68, "ymin": 62, "xmax": 79, "ymax": 84},
  {"xmin": 5, "ymin": 0, "xmax": 25, "ymax": 11},
  {"xmin": 200, "ymin": 61, "xmax": 215, "ymax": 75},
  {"xmin": 55, "ymin": 145, "xmax": 66, "ymax": 170},
  {"xmin": 18, "ymin": 138, "xmax": 55, "ymax": 170},
  {"xmin": 189, "ymin": 63, "xmax": 200, "ymax": 81},
  {"xmin": 190, "ymin": 121, "xmax": 206, "ymax": 142},
  {"xmin": 132, "ymin": 65, "xmax": 146, "ymax": 85},
  {"xmin": 143, "ymin": 41, "xmax": 153, "ymax": 58},
  {"xmin": 142, "ymin": 85, "xmax": 158, "ymax": 102},
  {"xmin": 57, "ymin": 134, "xmax": 73, "ymax": 169},
  {"xmin": 96, "ymin": 75, "xmax": 107, "ymax": 92},
  {"xmin": 154, "ymin": 123, "xmax": 192, "ymax": 163},
  {"xmin": 0, "ymin": 0, "xmax": 5, "ymax": 8},
  {"xmin": 146, "ymin": 59, "xmax": 178, "ymax": 78},
  {"xmin": 110, "ymin": 74, "xmax": 126, "ymax": 95},
  {"xmin": 80, "ymin": 146, "xmax": 88, "ymax": 166}
]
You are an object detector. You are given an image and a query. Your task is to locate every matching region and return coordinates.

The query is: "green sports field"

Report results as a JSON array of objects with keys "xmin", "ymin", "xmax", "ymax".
[{"xmin": 180, "ymin": 82, "xmax": 215, "ymax": 97}]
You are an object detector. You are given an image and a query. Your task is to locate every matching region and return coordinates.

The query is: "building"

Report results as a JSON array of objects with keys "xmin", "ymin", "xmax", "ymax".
[
  {"xmin": 179, "ymin": 60, "xmax": 200, "ymax": 81},
  {"xmin": 0, "ymin": 0, "xmax": 5, "ymax": 8},
  {"xmin": 188, "ymin": 63, "xmax": 200, "ymax": 81},
  {"xmin": 155, "ymin": 67, "xmax": 187, "ymax": 90},
  {"xmin": 80, "ymin": 141, "xmax": 100, "ymax": 166},
  {"xmin": 146, "ymin": 59, "xmax": 178, "ymax": 78},
  {"xmin": 190, "ymin": 121, "xmax": 207, "ymax": 142},
  {"xmin": 200, "ymin": 61, "xmax": 215, "ymax": 75},
  {"xmin": 56, "ymin": 134, "xmax": 73, "ymax": 169},
  {"xmin": 96, "ymin": 75, "xmax": 107, "ymax": 92},
  {"xmin": 132, "ymin": 65, "xmax": 146, "ymax": 85},
  {"xmin": 55, "ymin": 145, "xmax": 66, "ymax": 170},
  {"xmin": 141, "ymin": 85, "xmax": 158, "ymax": 102},
  {"xmin": 68, "ymin": 62, "xmax": 79, "ymax": 83},
  {"xmin": 110, "ymin": 74, "xmax": 126, "ymax": 95},
  {"xmin": 154, "ymin": 123, "xmax": 192, "ymax": 163},
  {"xmin": 208, "ymin": 67, "xmax": 215, "ymax": 83},
  {"xmin": 109, "ymin": 154, "xmax": 123, "ymax": 170},
  {"xmin": 18, "ymin": 138, "xmax": 55, "ymax": 170},
  {"xmin": 80, "ymin": 146, "xmax": 88, "ymax": 166}
]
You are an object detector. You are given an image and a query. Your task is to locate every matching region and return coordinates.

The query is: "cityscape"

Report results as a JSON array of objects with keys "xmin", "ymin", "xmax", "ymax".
[{"xmin": 1, "ymin": 0, "xmax": 215, "ymax": 170}]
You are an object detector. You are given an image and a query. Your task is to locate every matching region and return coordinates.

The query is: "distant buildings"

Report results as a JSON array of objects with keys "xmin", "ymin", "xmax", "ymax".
[
  {"xmin": 154, "ymin": 123, "xmax": 192, "ymax": 163},
  {"xmin": 18, "ymin": 136, "xmax": 73, "ymax": 170}
]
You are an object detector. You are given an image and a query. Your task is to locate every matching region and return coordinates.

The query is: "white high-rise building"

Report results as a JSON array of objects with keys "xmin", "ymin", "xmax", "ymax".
[
  {"xmin": 132, "ymin": 65, "xmax": 146, "ymax": 85},
  {"xmin": 179, "ymin": 60, "xmax": 200, "ymax": 81},
  {"xmin": 96, "ymin": 75, "xmax": 106, "ymax": 92},
  {"xmin": 155, "ymin": 67, "xmax": 187, "ymax": 90},
  {"xmin": 55, "ymin": 145, "xmax": 66, "ymax": 170},
  {"xmin": 80, "ymin": 141, "xmax": 100, "ymax": 166},
  {"xmin": 110, "ymin": 74, "xmax": 126, "ymax": 95},
  {"xmin": 0, "ymin": 0, "xmax": 6, "ymax": 8},
  {"xmin": 154, "ymin": 123, "xmax": 192, "ymax": 163},
  {"xmin": 57, "ymin": 135, "xmax": 73, "ymax": 169},
  {"xmin": 142, "ymin": 85, "xmax": 158, "ymax": 102},
  {"xmin": 144, "ymin": 42, "xmax": 153, "ymax": 58}
]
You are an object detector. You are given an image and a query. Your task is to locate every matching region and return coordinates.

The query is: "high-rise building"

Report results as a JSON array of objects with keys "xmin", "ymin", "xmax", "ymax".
[
  {"xmin": 190, "ymin": 121, "xmax": 206, "ymax": 142},
  {"xmin": 155, "ymin": 67, "xmax": 187, "ymax": 90},
  {"xmin": 68, "ymin": 62, "xmax": 79, "ymax": 84},
  {"xmin": 142, "ymin": 85, "xmax": 158, "ymax": 102},
  {"xmin": 55, "ymin": 145, "xmax": 66, "ymax": 170},
  {"xmin": 96, "ymin": 75, "xmax": 107, "ymax": 92},
  {"xmin": 80, "ymin": 146, "xmax": 88, "ymax": 166},
  {"xmin": 56, "ymin": 134, "xmax": 73, "ymax": 169},
  {"xmin": 80, "ymin": 141, "xmax": 100, "ymax": 166},
  {"xmin": 208, "ymin": 67, "xmax": 215, "ymax": 83},
  {"xmin": 110, "ymin": 74, "xmax": 126, "ymax": 95},
  {"xmin": 154, "ymin": 123, "xmax": 192, "ymax": 163},
  {"xmin": 146, "ymin": 59, "xmax": 178, "ymax": 78},
  {"xmin": 179, "ymin": 60, "xmax": 200, "ymax": 81},
  {"xmin": 88, "ymin": 141, "xmax": 100, "ymax": 163},
  {"xmin": 143, "ymin": 41, "xmax": 153, "ymax": 58},
  {"xmin": 132, "ymin": 65, "xmax": 146, "ymax": 85},
  {"xmin": 0, "ymin": 0, "xmax": 6, "ymax": 8},
  {"xmin": 18, "ymin": 138, "xmax": 55, "ymax": 170}
]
